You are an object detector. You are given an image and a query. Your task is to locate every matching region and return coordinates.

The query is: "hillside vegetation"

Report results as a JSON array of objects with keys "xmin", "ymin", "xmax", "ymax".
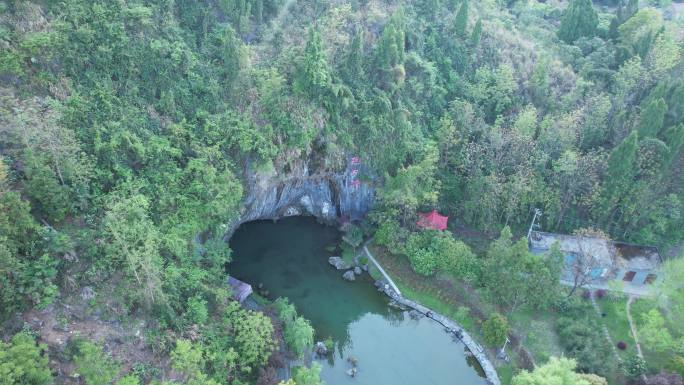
[{"xmin": 1, "ymin": 0, "xmax": 683, "ymax": 384}]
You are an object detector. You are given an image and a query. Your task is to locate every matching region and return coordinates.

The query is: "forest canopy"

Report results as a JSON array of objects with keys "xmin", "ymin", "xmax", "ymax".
[{"xmin": 1, "ymin": 0, "xmax": 683, "ymax": 384}]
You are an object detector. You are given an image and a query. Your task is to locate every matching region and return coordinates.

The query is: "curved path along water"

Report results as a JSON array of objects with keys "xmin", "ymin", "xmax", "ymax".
[
  {"xmin": 363, "ymin": 245, "xmax": 500, "ymax": 385},
  {"xmin": 229, "ymin": 217, "xmax": 488, "ymax": 385}
]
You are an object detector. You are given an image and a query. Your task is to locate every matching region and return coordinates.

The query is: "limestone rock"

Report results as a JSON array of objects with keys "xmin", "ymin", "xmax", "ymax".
[
  {"xmin": 329, "ymin": 256, "xmax": 350, "ymax": 270},
  {"xmin": 315, "ymin": 341, "xmax": 328, "ymax": 356},
  {"xmin": 354, "ymin": 266, "xmax": 362, "ymax": 275},
  {"xmin": 342, "ymin": 270, "xmax": 356, "ymax": 281}
]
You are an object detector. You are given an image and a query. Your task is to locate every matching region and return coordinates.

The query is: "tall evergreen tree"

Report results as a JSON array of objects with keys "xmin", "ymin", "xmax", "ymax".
[
  {"xmin": 638, "ymin": 98, "xmax": 668, "ymax": 139},
  {"xmin": 470, "ymin": 18, "xmax": 482, "ymax": 46},
  {"xmin": 298, "ymin": 27, "xmax": 330, "ymax": 99},
  {"xmin": 343, "ymin": 26, "xmax": 365, "ymax": 85},
  {"xmin": 557, "ymin": 0, "xmax": 598, "ymax": 44},
  {"xmin": 664, "ymin": 124, "xmax": 684, "ymax": 164},
  {"xmin": 599, "ymin": 130, "xmax": 639, "ymax": 225},
  {"xmin": 454, "ymin": 0, "xmax": 469, "ymax": 38}
]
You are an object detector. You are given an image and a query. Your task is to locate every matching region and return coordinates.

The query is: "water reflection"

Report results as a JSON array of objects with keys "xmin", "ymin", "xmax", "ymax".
[{"xmin": 229, "ymin": 217, "xmax": 487, "ymax": 385}]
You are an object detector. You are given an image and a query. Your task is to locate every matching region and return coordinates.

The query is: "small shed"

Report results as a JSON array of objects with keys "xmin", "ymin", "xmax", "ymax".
[
  {"xmin": 417, "ymin": 210, "xmax": 448, "ymax": 231},
  {"xmin": 228, "ymin": 276, "xmax": 253, "ymax": 303}
]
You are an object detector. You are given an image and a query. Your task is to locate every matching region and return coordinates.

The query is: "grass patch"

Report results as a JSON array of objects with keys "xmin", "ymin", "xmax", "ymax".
[
  {"xmin": 596, "ymin": 296, "xmax": 636, "ymax": 359},
  {"xmin": 508, "ymin": 306, "xmax": 563, "ymax": 363},
  {"xmin": 398, "ymin": 282, "xmax": 478, "ymax": 332},
  {"xmin": 496, "ymin": 364, "xmax": 516, "ymax": 385}
]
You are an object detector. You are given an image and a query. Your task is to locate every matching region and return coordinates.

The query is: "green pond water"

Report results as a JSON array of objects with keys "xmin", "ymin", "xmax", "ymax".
[{"xmin": 229, "ymin": 217, "xmax": 487, "ymax": 385}]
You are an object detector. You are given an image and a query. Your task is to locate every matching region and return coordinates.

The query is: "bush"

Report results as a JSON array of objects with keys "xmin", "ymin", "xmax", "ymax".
[
  {"xmin": 71, "ymin": 339, "xmax": 121, "ymax": 385},
  {"xmin": 483, "ymin": 313, "xmax": 510, "ymax": 347},
  {"xmin": 292, "ymin": 363, "xmax": 324, "ymax": 385},
  {"xmin": 274, "ymin": 298, "xmax": 314, "ymax": 358},
  {"xmin": 406, "ymin": 231, "xmax": 439, "ymax": 276},
  {"xmin": 667, "ymin": 355, "xmax": 684, "ymax": 378},
  {"xmin": 556, "ymin": 315, "xmax": 613, "ymax": 376},
  {"xmin": 617, "ymin": 341, "xmax": 627, "ymax": 350},
  {"xmin": 185, "ymin": 294, "xmax": 209, "ymax": 325},
  {"xmin": 595, "ymin": 289, "xmax": 606, "ymax": 299},
  {"xmin": 582, "ymin": 290, "xmax": 592, "ymax": 299},
  {"xmin": 625, "ymin": 355, "xmax": 647, "ymax": 379},
  {"xmin": 0, "ymin": 331, "xmax": 53, "ymax": 385}
]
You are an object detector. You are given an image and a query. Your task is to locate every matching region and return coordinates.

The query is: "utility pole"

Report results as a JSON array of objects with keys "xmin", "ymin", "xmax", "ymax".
[{"xmin": 527, "ymin": 208, "xmax": 542, "ymax": 242}]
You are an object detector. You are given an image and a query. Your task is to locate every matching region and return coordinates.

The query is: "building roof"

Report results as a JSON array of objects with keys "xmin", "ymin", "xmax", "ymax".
[
  {"xmin": 228, "ymin": 276, "xmax": 253, "ymax": 303},
  {"xmin": 529, "ymin": 231, "xmax": 661, "ymax": 271},
  {"xmin": 417, "ymin": 210, "xmax": 448, "ymax": 231}
]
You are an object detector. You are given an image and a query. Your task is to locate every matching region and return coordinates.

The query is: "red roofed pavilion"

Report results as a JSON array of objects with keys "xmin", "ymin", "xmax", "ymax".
[{"xmin": 417, "ymin": 210, "xmax": 448, "ymax": 231}]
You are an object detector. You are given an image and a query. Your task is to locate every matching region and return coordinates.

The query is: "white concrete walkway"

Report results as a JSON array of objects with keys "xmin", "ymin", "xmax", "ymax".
[{"xmin": 363, "ymin": 245, "xmax": 402, "ymax": 296}]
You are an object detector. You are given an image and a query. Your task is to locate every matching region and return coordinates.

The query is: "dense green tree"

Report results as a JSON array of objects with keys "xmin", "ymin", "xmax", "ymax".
[
  {"xmin": 342, "ymin": 27, "xmax": 365, "ymax": 85},
  {"xmin": 482, "ymin": 313, "xmax": 509, "ymax": 347},
  {"xmin": 470, "ymin": 18, "xmax": 482, "ymax": 46},
  {"xmin": 557, "ymin": 0, "xmax": 599, "ymax": 43},
  {"xmin": 374, "ymin": 11, "xmax": 406, "ymax": 88},
  {"xmin": 625, "ymin": 355, "xmax": 648, "ymax": 378},
  {"xmin": 598, "ymin": 130, "xmax": 639, "ymax": 227},
  {"xmin": 556, "ymin": 311, "xmax": 614, "ymax": 375},
  {"xmin": 71, "ymin": 340, "xmax": 120, "ymax": 385},
  {"xmin": 638, "ymin": 98, "xmax": 668, "ymax": 138},
  {"xmin": 297, "ymin": 27, "xmax": 331, "ymax": 99},
  {"xmin": 291, "ymin": 363, "xmax": 324, "ymax": 385},
  {"xmin": 274, "ymin": 298, "xmax": 315, "ymax": 358},
  {"xmin": 639, "ymin": 309, "xmax": 674, "ymax": 352},
  {"xmin": 0, "ymin": 332, "xmax": 53, "ymax": 385},
  {"xmin": 454, "ymin": 0, "xmax": 469, "ymax": 37},
  {"xmin": 104, "ymin": 193, "xmax": 164, "ymax": 307},
  {"xmin": 482, "ymin": 227, "xmax": 561, "ymax": 310},
  {"xmin": 513, "ymin": 357, "xmax": 607, "ymax": 385},
  {"xmin": 378, "ymin": 145, "xmax": 439, "ymax": 225},
  {"xmin": 223, "ymin": 302, "xmax": 276, "ymax": 370}
]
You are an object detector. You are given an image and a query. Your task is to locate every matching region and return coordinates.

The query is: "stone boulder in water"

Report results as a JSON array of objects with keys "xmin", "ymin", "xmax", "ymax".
[
  {"xmin": 329, "ymin": 256, "xmax": 350, "ymax": 270},
  {"xmin": 354, "ymin": 266, "xmax": 362, "ymax": 275},
  {"xmin": 315, "ymin": 341, "xmax": 328, "ymax": 356},
  {"xmin": 342, "ymin": 270, "xmax": 356, "ymax": 281}
]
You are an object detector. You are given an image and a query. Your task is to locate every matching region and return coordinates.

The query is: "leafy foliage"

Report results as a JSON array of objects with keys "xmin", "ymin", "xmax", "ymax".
[
  {"xmin": 557, "ymin": 0, "xmax": 599, "ymax": 43},
  {"xmin": 0, "ymin": 332, "xmax": 53, "ymax": 385},
  {"xmin": 274, "ymin": 298, "xmax": 314, "ymax": 358},
  {"xmin": 71, "ymin": 339, "xmax": 120, "ymax": 385},
  {"xmin": 512, "ymin": 357, "xmax": 607, "ymax": 385},
  {"xmin": 482, "ymin": 313, "xmax": 509, "ymax": 347}
]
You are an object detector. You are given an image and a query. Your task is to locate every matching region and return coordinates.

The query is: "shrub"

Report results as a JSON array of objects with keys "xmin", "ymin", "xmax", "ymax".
[
  {"xmin": 71, "ymin": 339, "xmax": 121, "ymax": 385},
  {"xmin": 186, "ymin": 294, "xmax": 209, "ymax": 325},
  {"xmin": 582, "ymin": 290, "xmax": 592, "ymax": 299},
  {"xmin": 595, "ymin": 289, "xmax": 606, "ymax": 299},
  {"xmin": 274, "ymin": 298, "xmax": 314, "ymax": 358},
  {"xmin": 625, "ymin": 355, "xmax": 647, "ymax": 379},
  {"xmin": 667, "ymin": 355, "xmax": 684, "ymax": 378},
  {"xmin": 406, "ymin": 231, "xmax": 439, "ymax": 276},
  {"xmin": 323, "ymin": 336, "xmax": 334, "ymax": 352},
  {"xmin": 617, "ymin": 341, "xmax": 627, "ymax": 350},
  {"xmin": 0, "ymin": 331, "xmax": 53, "ymax": 385},
  {"xmin": 483, "ymin": 313, "xmax": 510, "ymax": 347},
  {"xmin": 556, "ymin": 315, "xmax": 613, "ymax": 376}
]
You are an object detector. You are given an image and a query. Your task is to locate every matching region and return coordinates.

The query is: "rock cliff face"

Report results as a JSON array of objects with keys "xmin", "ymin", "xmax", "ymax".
[{"xmin": 225, "ymin": 158, "xmax": 375, "ymax": 236}]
